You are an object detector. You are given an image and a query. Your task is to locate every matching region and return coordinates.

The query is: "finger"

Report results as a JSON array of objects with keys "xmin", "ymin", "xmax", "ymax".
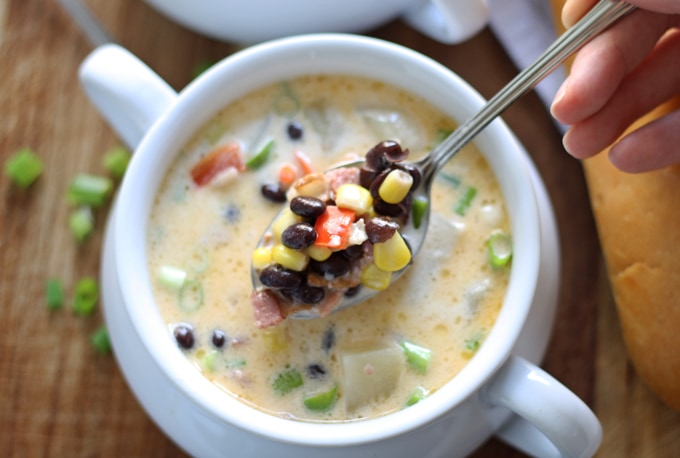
[
  {"xmin": 563, "ymin": 0, "xmax": 680, "ymax": 27},
  {"xmin": 609, "ymin": 109, "xmax": 680, "ymax": 172},
  {"xmin": 551, "ymin": 10, "xmax": 670, "ymax": 125},
  {"xmin": 562, "ymin": 0, "xmax": 598, "ymax": 28},
  {"xmin": 562, "ymin": 30, "xmax": 680, "ymax": 160}
]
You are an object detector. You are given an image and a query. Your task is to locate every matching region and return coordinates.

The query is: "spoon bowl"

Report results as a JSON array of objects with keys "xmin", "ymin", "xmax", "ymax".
[{"xmin": 251, "ymin": 0, "xmax": 636, "ymax": 320}]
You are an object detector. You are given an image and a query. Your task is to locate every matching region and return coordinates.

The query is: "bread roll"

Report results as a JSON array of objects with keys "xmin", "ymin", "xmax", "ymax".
[{"xmin": 550, "ymin": 0, "xmax": 680, "ymax": 411}]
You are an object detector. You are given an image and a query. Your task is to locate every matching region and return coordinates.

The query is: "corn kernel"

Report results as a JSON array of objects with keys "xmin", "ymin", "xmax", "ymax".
[
  {"xmin": 271, "ymin": 208, "xmax": 301, "ymax": 240},
  {"xmin": 378, "ymin": 169, "xmax": 413, "ymax": 204},
  {"xmin": 252, "ymin": 246, "xmax": 273, "ymax": 270},
  {"xmin": 335, "ymin": 183, "xmax": 373, "ymax": 215},
  {"xmin": 307, "ymin": 244, "xmax": 332, "ymax": 261},
  {"xmin": 272, "ymin": 243, "xmax": 309, "ymax": 271},
  {"xmin": 373, "ymin": 231, "xmax": 411, "ymax": 272},
  {"xmin": 361, "ymin": 263, "xmax": 392, "ymax": 290}
]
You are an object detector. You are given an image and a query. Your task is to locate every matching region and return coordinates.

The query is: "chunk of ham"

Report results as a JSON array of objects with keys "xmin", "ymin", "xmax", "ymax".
[{"xmin": 251, "ymin": 289, "xmax": 284, "ymax": 328}]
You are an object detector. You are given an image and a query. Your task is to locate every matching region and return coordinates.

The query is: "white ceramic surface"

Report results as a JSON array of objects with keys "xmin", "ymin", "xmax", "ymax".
[
  {"xmin": 144, "ymin": 0, "xmax": 489, "ymax": 44},
  {"xmin": 82, "ymin": 34, "xmax": 601, "ymax": 458}
]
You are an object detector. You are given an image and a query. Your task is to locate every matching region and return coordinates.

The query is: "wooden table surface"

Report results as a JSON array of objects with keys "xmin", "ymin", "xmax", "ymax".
[{"xmin": 1, "ymin": 0, "xmax": 678, "ymax": 456}]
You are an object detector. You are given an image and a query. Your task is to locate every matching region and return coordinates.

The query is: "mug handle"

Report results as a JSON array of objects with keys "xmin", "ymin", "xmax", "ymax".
[
  {"xmin": 401, "ymin": 0, "xmax": 489, "ymax": 44},
  {"xmin": 482, "ymin": 355, "xmax": 602, "ymax": 458},
  {"xmin": 78, "ymin": 44, "xmax": 178, "ymax": 150}
]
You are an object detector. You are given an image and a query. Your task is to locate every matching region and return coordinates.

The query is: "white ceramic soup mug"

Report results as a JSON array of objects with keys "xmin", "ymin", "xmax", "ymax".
[
  {"xmin": 144, "ymin": 0, "xmax": 488, "ymax": 44},
  {"xmin": 81, "ymin": 34, "xmax": 601, "ymax": 458}
]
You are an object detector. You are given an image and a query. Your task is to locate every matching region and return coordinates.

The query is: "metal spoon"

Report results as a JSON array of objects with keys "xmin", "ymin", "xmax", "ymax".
[{"xmin": 253, "ymin": 0, "xmax": 636, "ymax": 320}]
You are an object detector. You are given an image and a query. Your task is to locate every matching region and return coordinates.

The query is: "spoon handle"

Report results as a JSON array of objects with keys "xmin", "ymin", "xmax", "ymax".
[{"xmin": 421, "ymin": 0, "xmax": 636, "ymax": 181}]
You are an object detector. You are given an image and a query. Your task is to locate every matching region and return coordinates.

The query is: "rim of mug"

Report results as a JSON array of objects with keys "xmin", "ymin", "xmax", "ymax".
[{"xmin": 113, "ymin": 33, "xmax": 541, "ymax": 446}]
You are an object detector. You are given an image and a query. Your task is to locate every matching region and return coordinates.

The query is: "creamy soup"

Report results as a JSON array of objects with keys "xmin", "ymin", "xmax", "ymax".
[{"xmin": 147, "ymin": 75, "xmax": 512, "ymax": 422}]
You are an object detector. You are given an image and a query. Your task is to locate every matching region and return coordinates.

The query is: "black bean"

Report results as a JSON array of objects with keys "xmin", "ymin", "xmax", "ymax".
[
  {"xmin": 341, "ymin": 244, "xmax": 364, "ymax": 261},
  {"xmin": 344, "ymin": 285, "xmax": 361, "ymax": 297},
  {"xmin": 259, "ymin": 264, "xmax": 303, "ymax": 289},
  {"xmin": 306, "ymin": 363, "xmax": 327, "ymax": 380},
  {"xmin": 368, "ymin": 168, "xmax": 390, "ymax": 199},
  {"xmin": 309, "ymin": 252, "xmax": 351, "ymax": 278},
  {"xmin": 286, "ymin": 121, "xmax": 304, "ymax": 140},
  {"xmin": 373, "ymin": 193, "xmax": 411, "ymax": 218},
  {"xmin": 173, "ymin": 323, "xmax": 195, "ymax": 350},
  {"xmin": 365, "ymin": 140, "xmax": 406, "ymax": 170},
  {"xmin": 223, "ymin": 204, "xmax": 240, "ymax": 223},
  {"xmin": 322, "ymin": 326, "xmax": 335, "ymax": 352},
  {"xmin": 291, "ymin": 284, "xmax": 325, "ymax": 304},
  {"xmin": 365, "ymin": 217, "xmax": 400, "ymax": 244},
  {"xmin": 290, "ymin": 196, "xmax": 326, "ymax": 219},
  {"xmin": 281, "ymin": 222, "xmax": 317, "ymax": 249},
  {"xmin": 261, "ymin": 182, "xmax": 287, "ymax": 202},
  {"xmin": 211, "ymin": 329, "xmax": 227, "ymax": 348}
]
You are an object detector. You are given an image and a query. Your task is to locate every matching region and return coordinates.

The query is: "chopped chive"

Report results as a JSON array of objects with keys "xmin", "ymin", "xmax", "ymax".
[
  {"xmin": 67, "ymin": 174, "xmax": 113, "ymax": 208},
  {"xmin": 464, "ymin": 329, "xmax": 486, "ymax": 354},
  {"xmin": 226, "ymin": 358, "xmax": 247, "ymax": 368},
  {"xmin": 73, "ymin": 277, "xmax": 99, "ymax": 315},
  {"xmin": 454, "ymin": 186, "xmax": 477, "ymax": 216},
  {"xmin": 91, "ymin": 325, "xmax": 111, "ymax": 354},
  {"xmin": 158, "ymin": 265, "xmax": 187, "ymax": 290},
  {"xmin": 273, "ymin": 82, "xmax": 300, "ymax": 118},
  {"xmin": 272, "ymin": 367, "xmax": 303, "ymax": 395},
  {"xmin": 303, "ymin": 385, "xmax": 338, "ymax": 411},
  {"xmin": 103, "ymin": 146, "xmax": 131, "ymax": 179},
  {"xmin": 400, "ymin": 340, "xmax": 432, "ymax": 374},
  {"xmin": 437, "ymin": 172, "xmax": 461, "ymax": 188},
  {"xmin": 4, "ymin": 147, "xmax": 43, "ymax": 188},
  {"xmin": 46, "ymin": 278, "xmax": 65, "ymax": 310},
  {"xmin": 411, "ymin": 196, "xmax": 428, "ymax": 229},
  {"xmin": 245, "ymin": 138, "xmax": 274, "ymax": 170},
  {"xmin": 178, "ymin": 279, "xmax": 204, "ymax": 312},
  {"xmin": 487, "ymin": 230, "xmax": 513, "ymax": 268},
  {"xmin": 68, "ymin": 206, "xmax": 95, "ymax": 242},
  {"xmin": 406, "ymin": 386, "xmax": 429, "ymax": 407}
]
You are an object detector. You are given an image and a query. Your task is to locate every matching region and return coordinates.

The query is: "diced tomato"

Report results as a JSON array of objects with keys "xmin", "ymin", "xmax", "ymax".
[
  {"xmin": 190, "ymin": 143, "xmax": 245, "ymax": 186},
  {"xmin": 313, "ymin": 206, "xmax": 356, "ymax": 250}
]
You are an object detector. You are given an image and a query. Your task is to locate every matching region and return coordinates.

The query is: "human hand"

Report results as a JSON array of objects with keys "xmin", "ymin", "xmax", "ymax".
[{"xmin": 550, "ymin": 0, "xmax": 680, "ymax": 172}]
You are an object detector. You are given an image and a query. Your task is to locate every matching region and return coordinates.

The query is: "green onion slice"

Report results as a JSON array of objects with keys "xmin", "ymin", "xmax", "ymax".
[
  {"xmin": 400, "ymin": 340, "xmax": 432, "ymax": 374},
  {"xmin": 406, "ymin": 386, "xmax": 429, "ymax": 407},
  {"xmin": 103, "ymin": 146, "xmax": 131, "ymax": 180},
  {"xmin": 303, "ymin": 385, "xmax": 338, "ymax": 411},
  {"xmin": 69, "ymin": 207, "xmax": 95, "ymax": 242},
  {"xmin": 91, "ymin": 325, "xmax": 111, "ymax": 354},
  {"xmin": 73, "ymin": 277, "xmax": 99, "ymax": 315},
  {"xmin": 245, "ymin": 138, "xmax": 274, "ymax": 170},
  {"xmin": 67, "ymin": 174, "xmax": 113, "ymax": 208},
  {"xmin": 46, "ymin": 278, "xmax": 65, "ymax": 310},
  {"xmin": 178, "ymin": 279, "xmax": 204, "ymax": 312},
  {"xmin": 4, "ymin": 147, "xmax": 43, "ymax": 188},
  {"xmin": 454, "ymin": 185, "xmax": 477, "ymax": 216},
  {"xmin": 158, "ymin": 265, "xmax": 187, "ymax": 291},
  {"xmin": 487, "ymin": 230, "xmax": 513, "ymax": 268},
  {"xmin": 411, "ymin": 196, "xmax": 428, "ymax": 229},
  {"xmin": 272, "ymin": 368, "xmax": 303, "ymax": 395}
]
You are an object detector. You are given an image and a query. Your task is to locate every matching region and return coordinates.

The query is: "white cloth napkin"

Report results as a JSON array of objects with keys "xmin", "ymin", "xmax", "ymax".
[{"xmin": 487, "ymin": 0, "xmax": 567, "ymax": 130}]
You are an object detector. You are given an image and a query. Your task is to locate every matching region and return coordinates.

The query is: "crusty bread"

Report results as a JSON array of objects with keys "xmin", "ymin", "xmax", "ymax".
[
  {"xmin": 550, "ymin": 0, "xmax": 680, "ymax": 411},
  {"xmin": 582, "ymin": 103, "xmax": 680, "ymax": 412}
]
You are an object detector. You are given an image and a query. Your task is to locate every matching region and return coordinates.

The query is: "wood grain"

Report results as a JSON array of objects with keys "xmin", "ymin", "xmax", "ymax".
[{"xmin": 0, "ymin": 0, "xmax": 678, "ymax": 456}]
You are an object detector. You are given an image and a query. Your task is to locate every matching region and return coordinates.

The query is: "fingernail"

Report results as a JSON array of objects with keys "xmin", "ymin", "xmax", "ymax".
[{"xmin": 550, "ymin": 79, "xmax": 568, "ymax": 116}]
